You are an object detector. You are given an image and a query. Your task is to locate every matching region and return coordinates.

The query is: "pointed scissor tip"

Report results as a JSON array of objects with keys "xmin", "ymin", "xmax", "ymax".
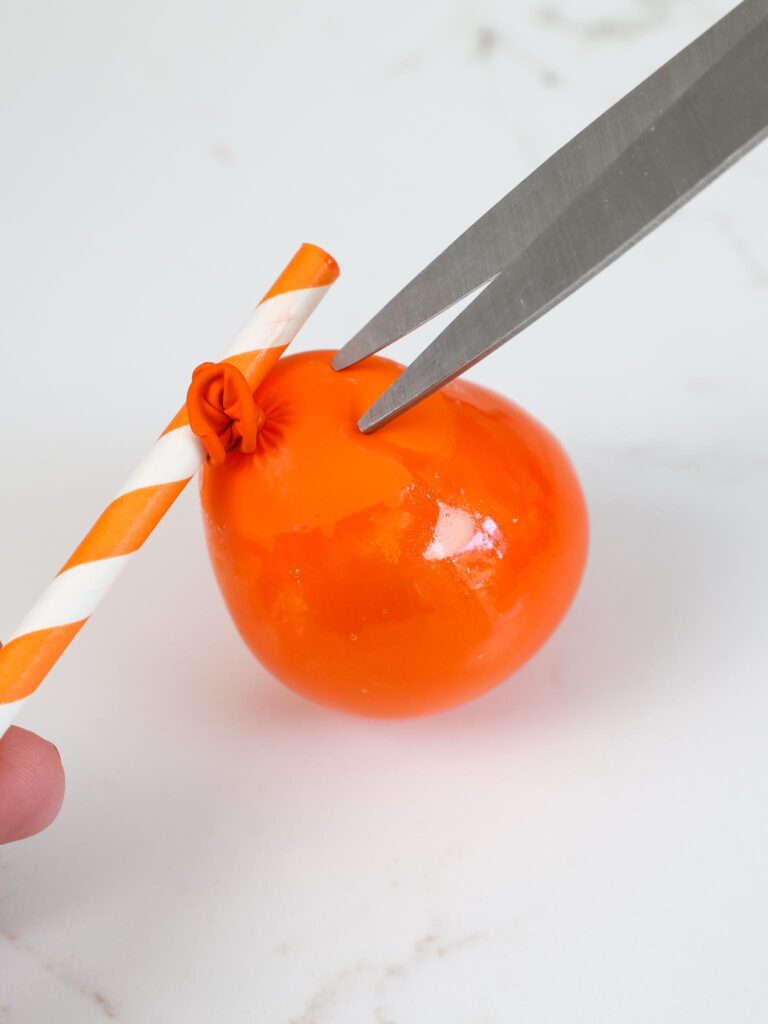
[
  {"xmin": 356, "ymin": 372, "xmax": 424, "ymax": 435},
  {"xmin": 355, "ymin": 384, "xmax": 402, "ymax": 434},
  {"xmin": 356, "ymin": 407, "xmax": 384, "ymax": 434},
  {"xmin": 332, "ymin": 328, "xmax": 380, "ymax": 370},
  {"xmin": 331, "ymin": 348, "xmax": 357, "ymax": 371},
  {"xmin": 333, "ymin": 313, "xmax": 399, "ymax": 370}
]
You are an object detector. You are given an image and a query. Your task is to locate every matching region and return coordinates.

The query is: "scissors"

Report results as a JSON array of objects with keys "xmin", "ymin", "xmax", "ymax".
[{"xmin": 334, "ymin": 0, "xmax": 768, "ymax": 433}]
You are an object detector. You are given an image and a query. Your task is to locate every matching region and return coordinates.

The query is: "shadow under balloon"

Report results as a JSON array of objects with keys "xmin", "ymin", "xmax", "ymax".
[{"xmin": 218, "ymin": 475, "xmax": 721, "ymax": 746}]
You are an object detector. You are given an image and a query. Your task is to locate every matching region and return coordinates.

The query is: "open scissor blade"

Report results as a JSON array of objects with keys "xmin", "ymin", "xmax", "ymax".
[
  {"xmin": 334, "ymin": 0, "xmax": 767, "ymax": 373},
  {"xmin": 359, "ymin": 10, "xmax": 768, "ymax": 433}
]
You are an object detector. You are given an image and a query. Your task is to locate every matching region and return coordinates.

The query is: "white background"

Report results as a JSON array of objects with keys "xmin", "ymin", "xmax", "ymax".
[{"xmin": 2, "ymin": 0, "xmax": 768, "ymax": 1020}]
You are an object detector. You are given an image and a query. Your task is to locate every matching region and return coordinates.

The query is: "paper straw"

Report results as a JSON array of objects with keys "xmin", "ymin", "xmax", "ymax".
[{"xmin": 0, "ymin": 243, "xmax": 339, "ymax": 735}]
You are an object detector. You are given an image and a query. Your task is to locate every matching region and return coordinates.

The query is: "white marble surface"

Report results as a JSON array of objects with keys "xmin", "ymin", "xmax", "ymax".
[{"xmin": 1, "ymin": 0, "xmax": 768, "ymax": 1020}]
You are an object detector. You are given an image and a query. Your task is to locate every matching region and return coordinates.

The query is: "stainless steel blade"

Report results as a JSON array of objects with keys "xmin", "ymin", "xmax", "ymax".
[
  {"xmin": 359, "ymin": 11, "xmax": 768, "ymax": 432},
  {"xmin": 335, "ymin": 0, "xmax": 768, "ymax": 371}
]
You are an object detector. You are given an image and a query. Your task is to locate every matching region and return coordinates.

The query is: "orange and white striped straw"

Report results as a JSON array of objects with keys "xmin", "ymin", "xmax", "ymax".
[{"xmin": 0, "ymin": 243, "xmax": 339, "ymax": 735}]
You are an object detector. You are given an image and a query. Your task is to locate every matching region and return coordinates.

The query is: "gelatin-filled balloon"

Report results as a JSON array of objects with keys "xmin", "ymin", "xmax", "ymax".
[{"xmin": 200, "ymin": 351, "xmax": 588, "ymax": 717}]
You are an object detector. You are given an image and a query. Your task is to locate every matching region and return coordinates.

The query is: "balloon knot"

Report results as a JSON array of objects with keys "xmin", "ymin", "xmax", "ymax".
[{"xmin": 187, "ymin": 362, "xmax": 265, "ymax": 467}]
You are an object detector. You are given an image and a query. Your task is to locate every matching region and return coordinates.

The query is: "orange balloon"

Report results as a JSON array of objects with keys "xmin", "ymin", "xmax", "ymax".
[{"xmin": 200, "ymin": 350, "xmax": 588, "ymax": 718}]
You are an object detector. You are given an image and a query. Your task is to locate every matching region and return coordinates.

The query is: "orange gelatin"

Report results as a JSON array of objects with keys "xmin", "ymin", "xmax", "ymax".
[{"xmin": 200, "ymin": 350, "xmax": 588, "ymax": 717}]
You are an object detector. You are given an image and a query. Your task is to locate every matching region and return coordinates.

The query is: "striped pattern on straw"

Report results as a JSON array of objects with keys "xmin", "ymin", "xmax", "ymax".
[{"xmin": 0, "ymin": 244, "xmax": 339, "ymax": 734}]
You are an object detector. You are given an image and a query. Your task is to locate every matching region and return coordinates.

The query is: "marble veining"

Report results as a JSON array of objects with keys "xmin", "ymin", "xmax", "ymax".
[
  {"xmin": 537, "ymin": 0, "xmax": 673, "ymax": 41},
  {"xmin": 1, "ymin": 930, "xmax": 117, "ymax": 1020},
  {"xmin": 287, "ymin": 928, "xmax": 486, "ymax": 1024}
]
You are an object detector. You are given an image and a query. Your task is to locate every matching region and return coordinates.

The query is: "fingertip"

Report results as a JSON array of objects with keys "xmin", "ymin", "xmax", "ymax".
[{"xmin": 0, "ymin": 726, "xmax": 65, "ymax": 844}]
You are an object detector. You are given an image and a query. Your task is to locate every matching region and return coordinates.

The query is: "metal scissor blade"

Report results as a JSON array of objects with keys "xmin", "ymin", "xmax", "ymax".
[
  {"xmin": 359, "ymin": 12, "xmax": 768, "ymax": 433},
  {"xmin": 334, "ymin": 0, "xmax": 767, "ymax": 372}
]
